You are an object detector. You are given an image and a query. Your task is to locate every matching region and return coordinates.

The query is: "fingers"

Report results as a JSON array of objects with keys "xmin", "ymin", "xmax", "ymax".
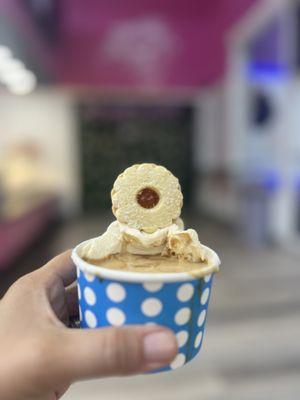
[
  {"xmin": 42, "ymin": 250, "xmax": 76, "ymax": 287},
  {"xmin": 3, "ymin": 251, "xmax": 76, "ymax": 303},
  {"xmin": 65, "ymin": 284, "xmax": 79, "ymax": 317},
  {"xmin": 55, "ymin": 325, "xmax": 177, "ymax": 380},
  {"xmin": 55, "ymin": 384, "xmax": 70, "ymax": 399}
]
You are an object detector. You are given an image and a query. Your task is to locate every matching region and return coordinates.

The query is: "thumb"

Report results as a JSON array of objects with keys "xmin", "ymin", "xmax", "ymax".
[{"xmin": 56, "ymin": 325, "xmax": 177, "ymax": 380}]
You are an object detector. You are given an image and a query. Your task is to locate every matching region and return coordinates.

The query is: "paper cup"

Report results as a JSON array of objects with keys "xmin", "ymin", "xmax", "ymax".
[{"xmin": 72, "ymin": 241, "xmax": 220, "ymax": 372}]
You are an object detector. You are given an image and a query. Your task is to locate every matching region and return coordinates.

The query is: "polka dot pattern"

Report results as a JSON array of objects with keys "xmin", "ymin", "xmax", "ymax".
[
  {"xmin": 170, "ymin": 353, "xmax": 186, "ymax": 370},
  {"xmin": 141, "ymin": 298, "xmax": 163, "ymax": 317},
  {"xmin": 176, "ymin": 331, "xmax": 189, "ymax": 348},
  {"xmin": 201, "ymin": 288, "xmax": 210, "ymax": 305},
  {"xmin": 77, "ymin": 267, "xmax": 215, "ymax": 372},
  {"xmin": 197, "ymin": 310, "xmax": 206, "ymax": 327},
  {"xmin": 143, "ymin": 282, "xmax": 163, "ymax": 292},
  {"xmin": 84, "ymin": 272, "xmax": 95, "ymax": 282},
  {"xmin": 84, "ymin": 287, "xmax": 96, "ymax": 306},
  {"xmin": 194, "ymin": 331, "xmax": 203, "ymax": 348},
  {"xmin": 85, "ymin": 310, "xmax": 97, "ymax": 328},
  {"xmin": 106, "ymin": 308, "xmax": 126, "ymax": 326},
  {"xmin": 177, "ymin": 283, "xmax": 194, "ymax": 302},
  {"xmin": 175, "ymin": 307, "xmax": 191, "ymax": 325},
  {"xmin": 106, "ymin": 283, "xmax": 126, "ymax": 302}
]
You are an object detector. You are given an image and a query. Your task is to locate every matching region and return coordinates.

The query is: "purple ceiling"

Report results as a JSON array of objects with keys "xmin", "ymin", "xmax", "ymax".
[{"xmin": 1, "ymin": 0, "xmax": 259, "ymax": 89}]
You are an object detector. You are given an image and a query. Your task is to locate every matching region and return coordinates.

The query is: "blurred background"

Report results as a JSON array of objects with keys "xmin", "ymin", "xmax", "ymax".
[{"xmin": 0, "ymin": 0, "xmax": 300, "ymax": 398}]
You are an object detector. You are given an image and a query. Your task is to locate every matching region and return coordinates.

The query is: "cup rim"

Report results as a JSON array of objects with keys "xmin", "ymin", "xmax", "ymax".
[{"xmin": 72, "ymin": 239, "xmax": 220, "ymax": 283}]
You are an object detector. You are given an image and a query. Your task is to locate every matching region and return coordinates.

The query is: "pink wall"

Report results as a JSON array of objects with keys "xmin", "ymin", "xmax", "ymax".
[
  {"xmin": 55, "ymin": 0, "xmax": 258, "ymax": 89},
  {"xmin": 0, "ymin": 0, "xmax": 258, "ymax": 89}
]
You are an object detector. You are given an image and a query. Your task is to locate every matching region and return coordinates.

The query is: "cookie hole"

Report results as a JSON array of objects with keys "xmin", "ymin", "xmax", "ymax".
[{"xmin": 136, "ymin": 187, "xmax": 160, "ymax": 209}]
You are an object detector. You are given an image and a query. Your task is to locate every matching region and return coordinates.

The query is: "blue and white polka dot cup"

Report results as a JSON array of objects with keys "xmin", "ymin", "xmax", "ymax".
[{"xmin": 72, "ymin": 242, "xmax": 220, "ymax": 372}]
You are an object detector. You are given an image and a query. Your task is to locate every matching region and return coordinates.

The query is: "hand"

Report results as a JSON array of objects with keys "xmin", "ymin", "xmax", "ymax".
[{"xmin": 0, "ymin": 251, "xmax": 177, "ymax": 400}]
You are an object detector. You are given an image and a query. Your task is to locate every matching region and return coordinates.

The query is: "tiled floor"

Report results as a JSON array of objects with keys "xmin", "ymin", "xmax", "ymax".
[{"xmin": 2, "ymin": 214, "xmax": 300, "ymax": 399}]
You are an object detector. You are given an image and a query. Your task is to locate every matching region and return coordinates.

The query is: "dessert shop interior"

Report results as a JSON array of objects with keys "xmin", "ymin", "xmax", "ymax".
[{"xmin": 0, "ymin": 1, "xmax": 300, "ymax": 399}]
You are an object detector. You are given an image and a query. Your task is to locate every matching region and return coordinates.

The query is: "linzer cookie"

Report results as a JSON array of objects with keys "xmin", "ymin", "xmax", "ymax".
[{"xmin": 111, "ymin": 164, "xmax": 183, "ymax": 233}]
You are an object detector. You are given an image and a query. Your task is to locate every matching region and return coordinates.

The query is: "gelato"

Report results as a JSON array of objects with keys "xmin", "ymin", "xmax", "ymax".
[{"xmin": 79, "ymin": 163, "xmax": 219, "ymax": 277}]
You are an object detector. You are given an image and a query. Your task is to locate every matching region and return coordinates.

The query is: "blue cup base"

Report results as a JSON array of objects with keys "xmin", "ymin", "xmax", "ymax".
[{"xmin": 76, "ymin": 267, "xmax": 214, "ymax": 372}]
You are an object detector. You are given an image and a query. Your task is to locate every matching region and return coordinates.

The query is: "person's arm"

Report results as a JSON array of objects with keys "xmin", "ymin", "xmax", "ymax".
[{"xmin": 0, "ymin": 251, "xmax": 177, "ymax": 400}]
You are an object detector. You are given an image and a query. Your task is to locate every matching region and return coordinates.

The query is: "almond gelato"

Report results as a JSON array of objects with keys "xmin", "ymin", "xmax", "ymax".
[{"xmin": 79, "ymin": 164, "xmax": 220, "ymax": 277}]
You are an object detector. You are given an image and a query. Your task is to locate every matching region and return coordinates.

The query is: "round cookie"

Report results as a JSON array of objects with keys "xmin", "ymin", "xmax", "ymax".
[{"xmin": 111, "ymin": 164, "xmax": 183, "ymax": 233}]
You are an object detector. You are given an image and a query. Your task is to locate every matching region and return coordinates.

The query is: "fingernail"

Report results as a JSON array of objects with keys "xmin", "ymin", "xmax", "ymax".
[{"xmin": 143, "ymin": 330, "xmax": 177, "ymax": 364}]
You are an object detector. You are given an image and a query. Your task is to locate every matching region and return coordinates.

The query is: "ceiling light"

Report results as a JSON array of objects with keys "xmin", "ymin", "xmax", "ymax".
[
  {"xmin": 0, "ymin": 44, "xmax": 37, "ymax": 95},
  {"xmin": 0, "ymin": 60, "xmax": 26, "ymax": 84},
  {"xmin": 0, "ymin": 45, "xmax": 12, "ymax": 61},
  {"xmin": 8, "ymin": 82, "xmax": 36, "ymax": 95},
  {"xmin": 7, "ymin": 71, "xmax": 37, "ymax": 95},
  {"xmin": 0, "ymin": 58, "xmax": 25, "ymax": 73}
]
